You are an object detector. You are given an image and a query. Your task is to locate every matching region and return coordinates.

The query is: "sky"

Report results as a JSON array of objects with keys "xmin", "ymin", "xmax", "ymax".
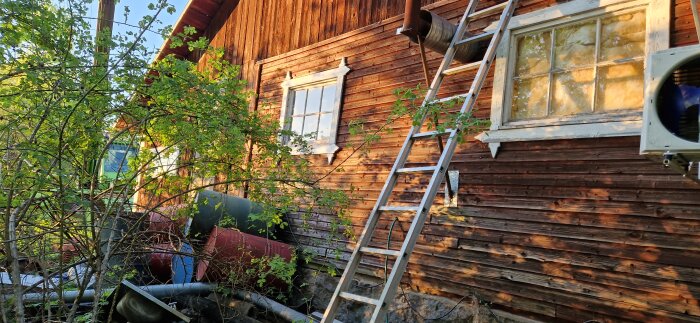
[{"xmin": 55, "ymin": 0, "xmax": 189, "ymax": 61}]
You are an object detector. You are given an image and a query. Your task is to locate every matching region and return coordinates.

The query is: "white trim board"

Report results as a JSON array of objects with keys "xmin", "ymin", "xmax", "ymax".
[
  {"xmin": 476, "ymin": 120, "xmax": 642, "ymax": 154},
  {"xmin": 478, "ymin": 0, "xmax": 671, "ymax": 157}
]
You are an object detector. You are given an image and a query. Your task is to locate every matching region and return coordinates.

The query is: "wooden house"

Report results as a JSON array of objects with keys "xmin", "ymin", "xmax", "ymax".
[{"xmin": 161, "ymin": 0, "xmax": 700, "ymax": 321}]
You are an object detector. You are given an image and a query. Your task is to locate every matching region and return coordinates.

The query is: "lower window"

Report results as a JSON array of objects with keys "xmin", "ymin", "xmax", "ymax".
[{"xmin": 477, "ymin": 0, "xmax": 670, "ymax": 157}]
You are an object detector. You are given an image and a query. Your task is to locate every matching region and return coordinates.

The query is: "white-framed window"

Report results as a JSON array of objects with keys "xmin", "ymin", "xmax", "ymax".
[
  {"xmin": 476, "ymin": 0, "xmax": 670, "ymax": 157},
  {"xmin": 149, "ymin": 146, "xmax": 179, "ymax": 176},
  {"xmin": 101, "ymin": 142, "xmax": 138, "ymax": 180},
  {"xmin": 280, "ymin": 58, "xmax": 350, "ymax": 163}
]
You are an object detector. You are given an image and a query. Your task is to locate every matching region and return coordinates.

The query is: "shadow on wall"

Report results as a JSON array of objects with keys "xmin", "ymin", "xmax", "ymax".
[{"xmin": 264, "ymin": 0, "xmax": 700, "ymax": 321}]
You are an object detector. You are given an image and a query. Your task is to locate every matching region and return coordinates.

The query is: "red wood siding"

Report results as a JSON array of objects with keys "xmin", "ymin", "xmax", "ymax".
[
  {"xmin": 192, "ymin": 0, "xmax": 444, "ymax": 84},
  {"xmin": 196, "ymin": 0, "xmax": 700, "ymax": 321}
]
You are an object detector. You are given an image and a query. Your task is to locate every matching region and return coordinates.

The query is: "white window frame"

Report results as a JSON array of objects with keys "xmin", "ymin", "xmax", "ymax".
[
  {"xmin": 280, "ymin": 58, "xmax": 350, "ymax": 164},
  {"xmin": 149, "ymin": 146, "xmax": 179, "ymax": 176},
  {"xmin": 476, "ymin": 0, "xmax": 670, "ymax": 157},
  {"xmin": 100, "ymin": 142, "xmax": 138, "ymax": 177}
]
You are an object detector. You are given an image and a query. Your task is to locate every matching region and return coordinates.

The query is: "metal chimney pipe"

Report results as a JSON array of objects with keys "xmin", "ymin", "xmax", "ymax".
[
  {"xmin": 401, "ymin": 0, "xmax": 430, "ymax": 40},
  {"xmin": 399, "ymin": 1, "xmax": 478, "ymax": 63}
]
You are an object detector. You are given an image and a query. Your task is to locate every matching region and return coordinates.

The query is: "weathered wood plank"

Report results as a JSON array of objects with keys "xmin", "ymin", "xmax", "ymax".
[{"xmin": 190, "ymin": 0, "xmax": 700, "ymax": 321}]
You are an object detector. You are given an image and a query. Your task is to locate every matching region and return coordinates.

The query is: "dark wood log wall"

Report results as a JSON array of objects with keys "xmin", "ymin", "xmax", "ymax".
[{"xmin": 196, "ymin": 0, "xmax": 700, "ymax": 321}]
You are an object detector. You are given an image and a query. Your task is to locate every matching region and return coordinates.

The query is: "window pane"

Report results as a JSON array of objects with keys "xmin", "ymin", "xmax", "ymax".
[
  {"xmin": 291, "ymin": 116, "xmax": 304, "ymax": 135},
  {"xmin": 554, "ymin": 21, "xmax": 596, "ymax": 69},
  {"xmin": 515, "ymin": 31, "xmax": 551, "ymax": 76},
  {"xmin": 318, "ymin": 113, "xmax": 333, "ymax": 139},
  {"xmin": 596, "ymin": 62, "xmax": 644, "ymax": 111},
  {"xmin": 151, "ymin": 148, "xmax": 178, "ymax": 175},
  {"xmin": 292, "ymin": 89, "xmax": 307, "ymax": 115},
  {"xmin": 600, "ymin": 11, "xmax": 645, "ymax": 61},
  {"xmin": 321, "ymin": 84, "xmax": 337, "ymax": 112},
  {"xmin": 306, "ymin": 87, "xmax": 323, "ymax": 114},
  {"xmin": 303, "ymin": 114, "xmax": 319, "ymax": 139},
  {"xmin": 511, "ymin": 76, "xmax": 549, "ymax": 120},
  {"xmin": 105, "ymin": 151, "xmax": 128, "ymax": 173},
  {"xmin": 552, "ymin": 68, "xmax": 594, "ymax": 116}
]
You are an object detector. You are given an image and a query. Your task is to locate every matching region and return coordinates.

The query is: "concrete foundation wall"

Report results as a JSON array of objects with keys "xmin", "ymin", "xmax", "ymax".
[{"xmin": 295, "ymin": 268, "xmax": 541, "ymax": 323}]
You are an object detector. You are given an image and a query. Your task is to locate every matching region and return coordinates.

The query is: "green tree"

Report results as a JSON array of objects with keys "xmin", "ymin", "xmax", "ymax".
[{"xmin": 0, "ymin": 0, "xmax": 351, "ymax": 321}]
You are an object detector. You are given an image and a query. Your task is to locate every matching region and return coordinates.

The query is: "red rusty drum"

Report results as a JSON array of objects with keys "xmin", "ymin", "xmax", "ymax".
[
  {"xmin": 195, "ymin": 227, "xmax": 294, "ymax": 283},
  {"xmin": 146, "ymin": 205, "xmax": 190, "ymax": 241},
  {"xmin": 60, "ymin": 240, "xmax": 81, "ymax": 262},
  {"xmin": 147, "ymin": 242, "xmax": 195, "ymax": 284},
  {"xmin": 148, "ymin": 243, "xmax": 176, "ymax": 283}
]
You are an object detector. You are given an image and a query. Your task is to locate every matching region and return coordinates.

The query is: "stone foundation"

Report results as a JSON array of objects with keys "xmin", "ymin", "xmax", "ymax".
[{"xmin": 294, "ymin": 268, "xmax": 540, "ymax": 323}]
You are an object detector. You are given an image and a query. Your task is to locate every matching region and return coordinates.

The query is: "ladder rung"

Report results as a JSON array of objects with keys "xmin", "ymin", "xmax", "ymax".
[
  {"xmin": 378, "ymin": 206, "xmax": 420, "ymax": 212},
  {"xmin": 442, "ymin": 60, "xmax": 482, "ymax": 75},
  {"xmin": 396, "ymin": 166, "xmax": 437, "ymax": 174},
  {"xmin": 339, "ymin": 292, "xmax": 381, "ymax": 306},
  {"xmin": 468, "ymin": 2, "xmax": 508, "ymax": 19},
  {"xmin": 456, "ymin": 31, "xmax": 495, "ymax": 46},
  {"xmin": 433, "ymin": 93, "xmax": 470, "ymax": 104},
  {"xmin": 412, "ymin": 128, "xmax": 454, "ymax": 139},
  {"xmin": 360, "ymin": 247, "xmax": 401, "ymax": 257}
]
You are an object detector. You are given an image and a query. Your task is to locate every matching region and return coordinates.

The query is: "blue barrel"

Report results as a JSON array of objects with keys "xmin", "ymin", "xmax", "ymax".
[
  {"xmin": 148, "ymin": 242, "xmax": 194, "ymax": 284},
  {"xmin": 172, "ymin": 243, "xmax": 194, "ymax": 284}
]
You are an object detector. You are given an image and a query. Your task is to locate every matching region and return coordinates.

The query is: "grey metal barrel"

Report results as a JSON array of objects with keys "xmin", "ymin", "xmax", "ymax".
[{"xmin": 189, "ymin": 190, "xmax": 269, "ymax": 237}]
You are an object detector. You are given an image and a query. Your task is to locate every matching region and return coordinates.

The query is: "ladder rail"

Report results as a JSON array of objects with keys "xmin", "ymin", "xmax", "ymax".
[
  {"xmin": 322, "ymin": 1, "xmax": 517, "ymax": 322},
  {"xmin": 368, "ymin": 129, "xmax": 454, "ymax": 322},
  {"xmin": 369, "ymin": 4, "xmax": 518, "ymax": 320},
  {"xmin": 460, "ymin": 0, "xmax": 516, "ymax": 118},
  {"xmin": 321, "ymin": 3, "xmax": 482, "ymax": 320}
]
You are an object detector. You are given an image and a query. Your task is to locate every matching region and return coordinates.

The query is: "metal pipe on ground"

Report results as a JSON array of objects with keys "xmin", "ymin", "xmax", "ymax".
[
  {"xmin": 14, "ymin": 282, "xmax": 216, "ymax": 303},
  {"xmin": 233, "ymin": 290, "xmax": 311, "ymax": 323},
  {"xmin": 15, "ymin": 283, "xmax": 338, "ymax": 323}
]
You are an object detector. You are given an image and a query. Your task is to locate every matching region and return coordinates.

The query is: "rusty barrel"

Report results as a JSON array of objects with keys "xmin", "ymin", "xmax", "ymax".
[
  {"xmin": 148, "ymin": 242, "xmax": 194, "ymax": 284},
  {"xmin": 195, "ymin": 227, "xmax": 294, "ymax": 283},
  {"xmin": 146, "ymin": 204, "xmax": 191, "ymax": 240}
]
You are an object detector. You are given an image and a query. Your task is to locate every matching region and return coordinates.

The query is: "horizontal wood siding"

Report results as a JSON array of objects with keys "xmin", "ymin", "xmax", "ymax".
[{"xmin": 198, "ymin": 0, "xmax": 700, "ymax": 321}]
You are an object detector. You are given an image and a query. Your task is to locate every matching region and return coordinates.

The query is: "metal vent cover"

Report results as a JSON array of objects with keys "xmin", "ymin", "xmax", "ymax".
[{"xmin": 641, "ymin": 44, "xmax": 700, "ymax": 159}]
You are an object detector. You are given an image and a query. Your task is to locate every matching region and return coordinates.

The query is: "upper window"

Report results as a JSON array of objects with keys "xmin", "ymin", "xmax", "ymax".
[
  {"xmin": 477, "ymin": 0, "xmax": 670, "ymax": 157},
  {"xmin": 280, "ymin": 58, "xmax": 350, "ymax": 163}
]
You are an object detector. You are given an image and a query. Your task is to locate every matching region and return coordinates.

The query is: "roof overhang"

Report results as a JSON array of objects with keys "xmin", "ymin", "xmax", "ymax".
[{"xmin": 153, "ymin": 0, "xmax": 228, "ymax": 62}]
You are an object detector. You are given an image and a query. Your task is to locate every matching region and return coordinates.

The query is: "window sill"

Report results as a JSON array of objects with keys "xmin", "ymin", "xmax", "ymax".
[
  {"xmin": 475, "ymin": 119, "xmax": 642, "ymax": 157},
  {"xmin": 290, "ymin": 143, "xmax": 340, "ymax": 164},
  {"xmin": 500, "ymin": 110, "xmax": 642, "ymax": 129}
]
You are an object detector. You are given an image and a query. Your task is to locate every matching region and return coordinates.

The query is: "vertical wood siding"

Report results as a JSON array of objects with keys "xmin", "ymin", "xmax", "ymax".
[{"xmin": 194, "ymin": 0, "xmax": 700, "ymax": 321}]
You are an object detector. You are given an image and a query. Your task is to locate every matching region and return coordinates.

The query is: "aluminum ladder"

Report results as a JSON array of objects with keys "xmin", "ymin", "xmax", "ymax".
[{"xmin": 321, "ymin": 1, "xmax": 518, "ymax": 322}]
